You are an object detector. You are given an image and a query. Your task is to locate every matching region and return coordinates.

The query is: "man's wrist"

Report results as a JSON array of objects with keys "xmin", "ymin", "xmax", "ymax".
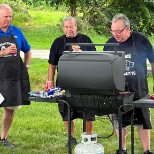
[
  {"xmin": 26, "ymin": 65, "xmax": 30, "ymax": 69},
  {"xmin": 0, "ymin": 50, "xmax": 3, "ymax": 57}
]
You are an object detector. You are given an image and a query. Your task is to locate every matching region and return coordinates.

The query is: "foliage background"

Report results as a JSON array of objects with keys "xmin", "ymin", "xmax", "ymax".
[
  {"xmin": 0, "ymin": 1, "xmax": 154, "ymax": 154},
  {"xmin": 1, "ymin": 0, "xmax": 154, "ymax": 37}
]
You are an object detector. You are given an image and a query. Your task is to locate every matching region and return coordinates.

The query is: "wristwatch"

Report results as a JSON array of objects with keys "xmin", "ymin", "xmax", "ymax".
[{"xmin": 26, "ymin": 65, "xmax": 30, "ymax": 69}]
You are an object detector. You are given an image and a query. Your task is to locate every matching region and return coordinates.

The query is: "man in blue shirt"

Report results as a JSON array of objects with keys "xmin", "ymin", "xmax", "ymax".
[{"xmin": 0, "ymin": 4, "xmax": 32, "ymax": 148}]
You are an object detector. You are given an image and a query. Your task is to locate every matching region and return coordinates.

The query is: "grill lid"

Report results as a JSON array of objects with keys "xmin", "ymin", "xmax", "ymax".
[{"xmin": 58, "ymin": 50, "xmax": 126, "ymax": 95}]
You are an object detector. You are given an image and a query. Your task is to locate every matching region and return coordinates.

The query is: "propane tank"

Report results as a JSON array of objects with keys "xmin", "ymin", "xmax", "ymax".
[{"xmin": 74, "ymin": 133, "xmax": 104, "ymax": 154}]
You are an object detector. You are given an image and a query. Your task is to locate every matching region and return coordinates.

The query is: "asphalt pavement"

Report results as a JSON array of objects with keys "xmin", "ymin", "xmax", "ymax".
[
  {"xmin": 20, "ymin": 50, "xmax": 49, "ymax": 59},
  {"xmin": 20, "ymin": 49, "xmax": 151, "ymax": 66}
]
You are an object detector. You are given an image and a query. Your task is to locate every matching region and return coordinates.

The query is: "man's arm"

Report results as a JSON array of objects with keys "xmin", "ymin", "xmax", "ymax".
[
  {"xmin": 24, "ymin": 50, "xmax": 32, "ymax": 69},
  {"xmin": 48, "ymin": 64, "xmax": 56, "ymax": 88},
  {"xmin": 151, "ymin": 63, "xmax": 154, "ymax": 77},
  {"xmin": 151, "ymin": 63, "xmax": 154, "ymax": 94}
]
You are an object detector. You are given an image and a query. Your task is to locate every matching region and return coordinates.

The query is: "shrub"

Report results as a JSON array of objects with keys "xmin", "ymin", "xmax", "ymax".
[{"xmin": 0, "ymin": 0, "xmax": 31, "ymax": 28}]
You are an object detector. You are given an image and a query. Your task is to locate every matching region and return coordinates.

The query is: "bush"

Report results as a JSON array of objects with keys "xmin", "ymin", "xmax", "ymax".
[
  {"xmin": 84, "ymin": 0, "xmax": 154, "ymax": 37},
  {"xmin": 0, "ymin": 0, "xmax": 31, "ymax": 28}
]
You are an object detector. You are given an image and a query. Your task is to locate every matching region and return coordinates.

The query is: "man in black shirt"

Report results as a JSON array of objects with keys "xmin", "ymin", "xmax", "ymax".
[
  {"xmin": 48, "ymin": 16, "xmax": 96, "ymax": 146},
  {"xmin": 104, "ymin": 13, "xmax": 154, "ymax": 154}
]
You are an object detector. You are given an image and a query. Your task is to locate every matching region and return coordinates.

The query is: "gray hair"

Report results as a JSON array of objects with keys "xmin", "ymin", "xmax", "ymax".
[
  {"xmin": 112, "ymin": 13, "xmax": 130, "ymax": 28},
  {"xmin": 63, "ymin": 16, "xmax": 77, "ymax": 26}
]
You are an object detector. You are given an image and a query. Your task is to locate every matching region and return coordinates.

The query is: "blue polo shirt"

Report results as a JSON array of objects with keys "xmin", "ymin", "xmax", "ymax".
[{"xmin": 0, "ymin": 25, "xmax": 31, "ymax": 53}]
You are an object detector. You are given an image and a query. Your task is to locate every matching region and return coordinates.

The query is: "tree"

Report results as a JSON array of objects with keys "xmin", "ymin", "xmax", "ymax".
[
  {"xmin": 20, "ymin": 0, "xmax": 154, "ymax": 36},
  {"xmin": 65, "ymin": 0, "xmax": 77, "ymax": 16},
  {"xmin": 0, "ymin": 0, "xmax": 30, "ymax": 27},
  {"xmin": 84, "ymin": 0, "xmax": 154, "ymax": 36}
]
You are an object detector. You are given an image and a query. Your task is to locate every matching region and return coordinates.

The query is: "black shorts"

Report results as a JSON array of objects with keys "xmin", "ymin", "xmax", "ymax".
[
  {"xmin": 58, "ymin": 102, "xmax": 95, "ymax": 121},
  {"xmin": 112, "ymin": 107, "xmax": 152, "ymax": 129}
]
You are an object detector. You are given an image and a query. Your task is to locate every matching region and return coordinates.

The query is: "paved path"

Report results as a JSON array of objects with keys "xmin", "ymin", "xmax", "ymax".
[
  {"xmin": 20, "ymin": 49, "xmax": 151, "ymax": 66},
  {"xmin": 20, "ymin": 50, "xmax": 49, "ymax": 59},
  {"xmin": 20, "ymin": 49, "xmax": 152, "ymax": 74}
]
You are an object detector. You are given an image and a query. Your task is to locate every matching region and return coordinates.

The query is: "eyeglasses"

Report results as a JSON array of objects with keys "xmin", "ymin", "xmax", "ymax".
[
  {"xmin": 63, "ymin": 25, "xmax": 75, "ymax": 29},
  {"xmin": 110, "ymin": 27, "xmax": 126, "ymax": 35}
]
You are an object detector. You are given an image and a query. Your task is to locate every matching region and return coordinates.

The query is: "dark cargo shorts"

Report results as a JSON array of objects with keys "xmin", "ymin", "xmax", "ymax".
[
  {"xmin": 58, "ymin": 102, "xmax": 95, "ymax": 121},
  {"xmin": 112, "ymin": 107, "xmax": 152, "ymax": 129}
]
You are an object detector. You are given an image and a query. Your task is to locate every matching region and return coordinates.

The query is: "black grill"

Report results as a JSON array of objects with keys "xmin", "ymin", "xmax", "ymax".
[{"xmin": 57, "ymin": 44, "xmax": 134, "ymax": 115}]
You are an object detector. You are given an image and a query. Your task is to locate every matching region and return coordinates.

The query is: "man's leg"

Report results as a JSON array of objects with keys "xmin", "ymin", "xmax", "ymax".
[
  {"xmin": 112, "ymin": 113, "xmax": 127, "ymax": 151},
  {"xmin": 64, "ymin": 120, "xmax": 77, "ymax": 146},
  {"xmin": 138, "ymin": 128, "xmax": 151, "ymax": 152},
  {"xmin": 115, "ymin": 127, "xmax": 127, "ymax": 150},
  {"xmin": 1, "ymin": 108, "xmax": 14, "ymax": 139},
  {"xmin": 85, "ymin": 121, "xmax": 93, "ymax": 134},
  {"xmin": 64, "ymin": 120, "xmax": 75, "ymax": 137}
]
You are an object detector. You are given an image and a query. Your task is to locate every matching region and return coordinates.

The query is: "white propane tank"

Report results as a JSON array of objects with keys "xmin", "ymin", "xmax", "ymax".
[{"xmin": 74, "ymin": 133, "xmax": 104, "ymax": 154}]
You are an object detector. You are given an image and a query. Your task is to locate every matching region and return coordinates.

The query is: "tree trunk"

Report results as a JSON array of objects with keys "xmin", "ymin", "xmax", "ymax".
[{"xmin": 70, "ymin": 0, "xmax": 76, "ymax": 17}]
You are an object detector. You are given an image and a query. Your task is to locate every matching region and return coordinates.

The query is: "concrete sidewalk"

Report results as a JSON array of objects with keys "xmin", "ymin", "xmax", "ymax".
[
  {"xmin": 20, "ymin": 49, "xmax": 151, "ymax": 65},
  {"xmin": 20, "ymin": 50, "xmax": 49, "ymax": 59},
  {"xmin": 20, "ymin": 49, "xmax": 152, "ymax": 74}
]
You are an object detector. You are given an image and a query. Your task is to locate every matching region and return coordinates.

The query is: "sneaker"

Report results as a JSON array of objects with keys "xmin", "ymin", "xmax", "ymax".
[
  {"xmin": 66, "ymin": 136, "xmax": 77, "ymax": 147},
  {"xmin": 116, "ymin": 149, "xmax": 127, "ymax": 154},
  {"xmin": 144, "ymin": 150, "xmax": 153, "ymax": 154},
  {"xmin": 0, "ymin": 138, "xmax": 15, "ymax": 148}
]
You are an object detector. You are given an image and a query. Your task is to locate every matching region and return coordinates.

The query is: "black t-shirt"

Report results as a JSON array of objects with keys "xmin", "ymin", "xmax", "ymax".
[
  {"xmin": 48, "ymin": 33, "xmax": 96, "ymax": 65},
  {"xmin": 104, "ymin": 31, "xmax": 154, "ymax": 64}
]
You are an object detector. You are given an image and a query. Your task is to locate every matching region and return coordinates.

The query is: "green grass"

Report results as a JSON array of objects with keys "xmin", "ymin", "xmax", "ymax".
[
  {"xmin": 20, "ymin": 10, "xmax": 68, "ymax": 49},
  {"xmin": 0, "ymin": 58, "xmax": 154, "ymax": 153},
  {"xmin": 0, "ymin": 8, "xmax": 154, "ymax": 154},
  {"xmin": 17, "ymin": 9, "xmax": 108, "ymax": 50}
]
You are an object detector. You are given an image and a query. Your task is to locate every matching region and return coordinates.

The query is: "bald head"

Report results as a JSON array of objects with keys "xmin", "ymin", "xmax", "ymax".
[
  {"xmin": 0, "ymin": 4, "xmax": 12, "ymax": 13},
  {"xmin": 0, "ymin": 4, "xmax": 12, "ymax": 31}
]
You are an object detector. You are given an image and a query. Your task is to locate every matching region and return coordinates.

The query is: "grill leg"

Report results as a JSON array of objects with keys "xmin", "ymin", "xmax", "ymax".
[
  {"xmin": 131, "ymin": 108, "xmax": 134, "ymax": 154},
  {"xmin": 118, "ymin": 108, "xmax": 123, "ymax": 154},
  {"xmin": 118, "ymin": 105, "xmax": 134, "ymax": 154},
  {"xmin": 58, "ymin": 100, "xmax": 72, "ymax": 154},
  {"xmin": 83, "ymin": 112, "xmax": 86, "ymax": 132},
  {"xmin": 68, "ymin": 103, "xmax": 72, "ymax": 154}
]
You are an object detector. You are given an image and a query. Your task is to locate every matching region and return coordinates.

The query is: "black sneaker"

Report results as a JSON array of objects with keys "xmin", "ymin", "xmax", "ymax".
[
  {"xmin": 116, "ymin": 149, "xmax": 127, "ymax": 154},
  {"xmin": 144, "ymin": 150, "xmax": 153, "ymax": 154},
  {"xmin": 0, "ymin": 138, "xmax": 15, "ymax": 148},
  {"xmin": 66, "ymin": 136, "xmax": 77, "ymax": 147}
]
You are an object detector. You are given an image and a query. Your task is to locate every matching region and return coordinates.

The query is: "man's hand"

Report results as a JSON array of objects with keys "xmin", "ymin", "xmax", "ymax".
[
  {"xmin": 5, "ymin": 45, "xmax": 17, "ymax": 55},
  {"xmin": 119, "ymin": 91, "xmax": 130, "ymax": 94},
  {"xmin": 72, "ymin": 45, "xmax": 82, "ymax": 52},
  {"xmin": 45, "ymin": 81, "xmax": 55, "ymax": 90}
]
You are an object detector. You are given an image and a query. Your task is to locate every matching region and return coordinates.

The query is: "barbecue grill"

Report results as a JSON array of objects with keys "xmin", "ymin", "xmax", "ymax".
[
  {"xmin": 28, "ymin": 43, "xmax": 153, "ymax": 154},
  {"xmin": 57, "ymin": 44, "xmax": 134, "ymax": 115},
  {"xmin": 57, "ymin": 43, "xmax": 135, "ymax": 154}
]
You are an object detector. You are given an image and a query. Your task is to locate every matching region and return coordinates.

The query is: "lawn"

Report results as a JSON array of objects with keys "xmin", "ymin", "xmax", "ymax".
[{"xmin": 0, "ymin": 58, "xmax": 153, "ymax": 154}]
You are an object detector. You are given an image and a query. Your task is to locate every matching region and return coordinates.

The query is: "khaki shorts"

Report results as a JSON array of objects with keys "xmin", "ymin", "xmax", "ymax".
[{"xmin": 5, "ymin": 106, "xmax": 21, "ymax": 110}]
